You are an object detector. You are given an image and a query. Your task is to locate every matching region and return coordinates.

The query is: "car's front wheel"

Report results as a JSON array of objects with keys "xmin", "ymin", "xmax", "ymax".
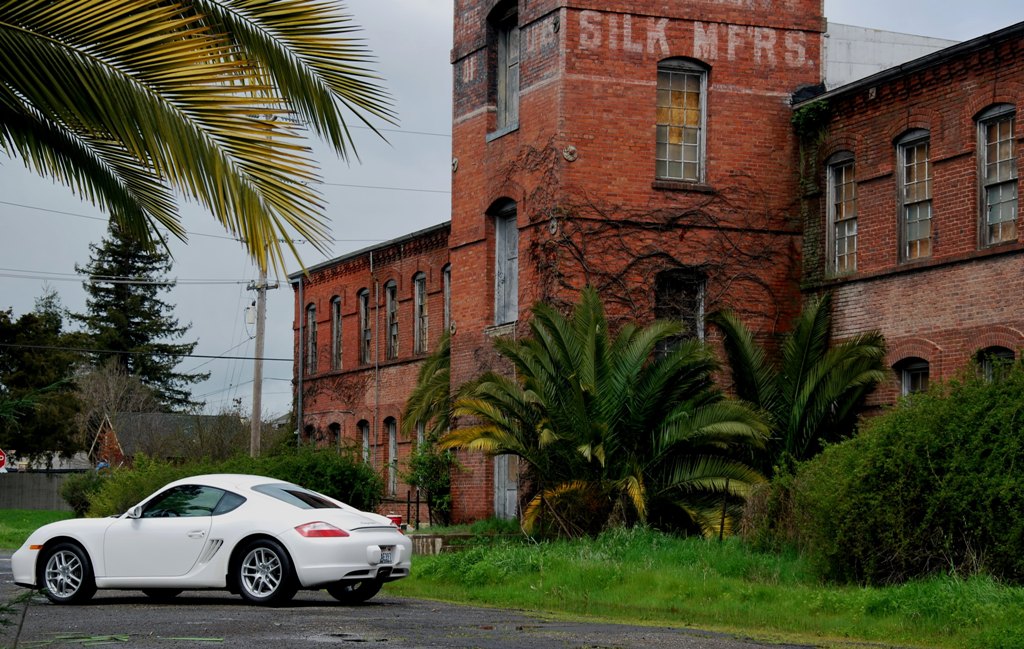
[
  {"xmin": 40, "ymin": 542, "xmax": 97, "ymax": 605},
  {"xmin": 326, "ymin": 579, "xmax": 382, "ymax": 604},
  {"xmin": 234, "ymin": 539, "xmax": 297, "ymax": 606}
]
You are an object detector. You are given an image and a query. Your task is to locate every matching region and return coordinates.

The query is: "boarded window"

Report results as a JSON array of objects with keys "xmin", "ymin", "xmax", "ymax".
[
  {"xmin": 385, "ymin": 280, "xmax": 399, "ymax": 359},
  {"xmin": 492, "ymin": 200, "xmax": 519, "ymax": 325},
  {"xmin": 304, "ymin": 303, "xmax": 317, "ymax": 374},
  {"xmin": 358, "ymin": 289, "xmax": 371, "ymax": 364},
  {"xmin": 330, "ymin": 296, "xmax": 342, "ymax": 370},
  {"xmin": 358, "ymin": 419, "xmax": 370, "ymax": 462},
  {"xmin": 494, "ymin": 5, "xmax": 519, "ymax": 132},
  {"xmin": 386, "ymin": 418, "xmax": 398, "ymax": 496},
  {"xmin": 443, "ymin": 264, "xmax": 452, "ymax": 331}
]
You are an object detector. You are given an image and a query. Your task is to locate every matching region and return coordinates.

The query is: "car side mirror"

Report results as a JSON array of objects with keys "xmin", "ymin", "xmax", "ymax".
[{"xmin": 127, "ymin": 506, "xmax": 143, "ymax": 519}]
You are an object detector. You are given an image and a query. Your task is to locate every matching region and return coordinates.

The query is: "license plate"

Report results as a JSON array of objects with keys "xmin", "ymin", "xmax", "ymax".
[{"xmin": 380, "ymin": 547, "xmax": 394, "ymax": 564}]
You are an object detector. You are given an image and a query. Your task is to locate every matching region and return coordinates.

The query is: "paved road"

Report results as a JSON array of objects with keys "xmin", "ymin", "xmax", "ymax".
[{"xmin": 2, "ymin": 552, "xmax": 811, "ymax": 649}]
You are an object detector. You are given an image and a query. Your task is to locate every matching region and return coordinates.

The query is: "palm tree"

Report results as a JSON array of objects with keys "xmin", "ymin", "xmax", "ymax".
[
  {"xmin": 0, "ymin": 0, "xmax": 393, "ymax": 271},
  {"xmin": 401, "ymin": 331, "xmax": 452, "ymax": 443},
  {"xmin": 710, "ymin": 292, "xmax": 887, "ymax": 474},
  {"xmin": 443, "ymin": 288, "xmax": 768, "ymax": 538}
]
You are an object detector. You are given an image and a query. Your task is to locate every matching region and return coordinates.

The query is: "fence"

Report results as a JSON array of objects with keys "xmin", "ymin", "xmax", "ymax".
[{"xmin": 0, "ymin": 472, "xmax": 75, "ymax": 511}]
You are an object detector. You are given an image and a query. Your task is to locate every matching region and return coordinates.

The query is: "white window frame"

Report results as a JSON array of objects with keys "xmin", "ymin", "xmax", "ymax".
[
  {"xmin": 899, "ymin": 358, "xmax": 930, "ymax": 396},
  {"xmin": 978, "ymin": 105, "xmax": 1018, "ymax": 246},
  {"xmin": 413, "ymin": 272, "xmax": 428, "ymax": 354},
  {"xmin": 330, "ymin": 296, "xmax": 342, "ymax": 370},
  {"xmin": 442, "ymin": 264, "xmax": 452, "ymax": 332},
  {"xmin": 656, "ymin": 59, "xmax": 707, "ymax": 183},
  {"xmin": 827, "ymin": 153, "xmax": 857, "ymax": 275},
  {"xmin": 898, "ymin": 130, "xmax": 932, "ymax": 261}
]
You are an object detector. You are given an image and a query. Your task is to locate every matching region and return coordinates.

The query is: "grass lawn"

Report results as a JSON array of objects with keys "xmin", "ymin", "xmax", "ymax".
[
  {"xmin": 390, "ymin": 527, "xmax": 1024, "ymax": 649},
  {"xmin": 0, "ymin": 510, "xmax": 73, "ymax": 550}
]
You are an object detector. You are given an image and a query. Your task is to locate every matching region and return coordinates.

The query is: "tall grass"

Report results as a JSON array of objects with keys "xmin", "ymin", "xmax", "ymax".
[
  {"xmin": 0, "ymin": 510, "xmax": 73, "ymax": 550},
  {"xmin": 391, "ymin": 527, "xmax": 1024, "ymax": 648}
]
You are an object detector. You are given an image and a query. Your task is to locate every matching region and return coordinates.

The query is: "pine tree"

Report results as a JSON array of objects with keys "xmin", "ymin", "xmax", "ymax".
[{"xmin": 74, "ymin": 224, "xmax": 208, "ymax": 412}]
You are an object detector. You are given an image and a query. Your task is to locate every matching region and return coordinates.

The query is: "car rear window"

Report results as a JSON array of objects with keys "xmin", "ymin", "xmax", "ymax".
[{"xmin": 253, "ymin": 484, "xmax": 340, "ymax": 509}]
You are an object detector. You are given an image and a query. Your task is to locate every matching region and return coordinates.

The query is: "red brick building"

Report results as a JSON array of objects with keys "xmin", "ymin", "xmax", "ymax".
[
  {"xmin": 293, "ymin": 3, "xmax": 1023, "ymax": 523},
  {"xmin": 801, "ymin": 22, "xmax": 1024, "ymax": 404}
]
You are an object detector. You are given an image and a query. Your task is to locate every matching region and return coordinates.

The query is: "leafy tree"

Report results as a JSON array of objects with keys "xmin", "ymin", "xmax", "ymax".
[
  {"xmin": 0, "ymin": 291, "xmax": 83, "ymax": 460},
  {"xmin": 0, "ymin": 0, "xmax": 393, "ymax": 272},
  {"xmin": 710, "ymin": 292, "xmax": 886, "ymax": 474},
  {"xmin": 401, "ymin": 331, "xmax": 456, "ymax": 526},
  {"xmin": 443, "ymin": 288, "xmax": 768, "ymax": 538},
  {"xmin": 74, "ymin": 223, "xmax": 208, "ymax": 411}
]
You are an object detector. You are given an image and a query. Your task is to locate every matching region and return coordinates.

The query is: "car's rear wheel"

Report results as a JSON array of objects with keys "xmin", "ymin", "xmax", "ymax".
[
  {"xmin": 40, "ymin": 542, "xmax": 97, "ymax": 605},
  {"xmin": 234, "ymin": 539, "xmax": 297, "ymax": 606},
  {"xmin": 326, "ymin": 579, "xmax": 382, "ymax": 604},
  {"xmin": 141, "ymin": 589, "xmax": 183, "ymax": 602}
]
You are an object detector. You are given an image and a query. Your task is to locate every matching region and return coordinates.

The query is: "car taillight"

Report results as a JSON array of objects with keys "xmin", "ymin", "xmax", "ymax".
[{"xmin": 295, "ymin": 522, "xmax": 350, "ymax": 538}]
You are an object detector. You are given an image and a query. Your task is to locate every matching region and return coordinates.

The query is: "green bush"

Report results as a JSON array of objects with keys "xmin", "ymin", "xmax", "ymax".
[
  {"xmin": 788, "ymin": 363, "xmax": 1024, "ymax": 584},
  {"xmin": 60, "ymin": 471, "xmax": 107, "ymax": 517},
  {"xmin": 81, "ymin": 447, "xmax": 383, "ymax": 517}
]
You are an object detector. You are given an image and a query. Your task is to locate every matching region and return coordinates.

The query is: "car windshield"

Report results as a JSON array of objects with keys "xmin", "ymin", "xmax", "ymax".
[{"xmin": 252, "ymin": 484, "xmax": 341, "ymax": 510}]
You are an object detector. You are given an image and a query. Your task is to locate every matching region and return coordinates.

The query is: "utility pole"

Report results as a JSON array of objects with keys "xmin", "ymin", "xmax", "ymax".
[{"xmin": 248, "ymin": 267, "xmax": 278, "ymax": 457}]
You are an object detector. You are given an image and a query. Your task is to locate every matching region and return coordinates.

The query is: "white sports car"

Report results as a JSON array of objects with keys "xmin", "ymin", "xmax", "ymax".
[{"xmin": 11, "ymin": 474, "xmax": 412, "ymax": 606}]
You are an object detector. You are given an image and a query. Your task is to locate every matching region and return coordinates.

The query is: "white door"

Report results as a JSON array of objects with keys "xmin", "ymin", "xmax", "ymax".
[{"xmin": 493, "ymin": 454, "xmax": 518, "ymax": 520}]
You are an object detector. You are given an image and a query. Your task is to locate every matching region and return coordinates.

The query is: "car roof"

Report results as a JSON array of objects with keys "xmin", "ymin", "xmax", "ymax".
[{"xmin": 166, "ymin": 473, "xmax": 296, "ymax": 493}]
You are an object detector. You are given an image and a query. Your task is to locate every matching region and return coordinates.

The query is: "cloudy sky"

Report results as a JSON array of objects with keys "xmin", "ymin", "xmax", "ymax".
[{"xmin": 0, "ymin": 1, "xmax": 1020, "ymax": 420}]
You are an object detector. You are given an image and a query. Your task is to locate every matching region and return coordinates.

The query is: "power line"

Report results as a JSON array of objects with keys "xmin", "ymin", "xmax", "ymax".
[{"xmin": 0, "ymin": 342, "xmax": 292, "ymax": 362}]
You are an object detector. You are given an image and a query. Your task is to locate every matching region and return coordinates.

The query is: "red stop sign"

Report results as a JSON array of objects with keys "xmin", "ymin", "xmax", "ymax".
[{"xmin": 0, "ymin": 448, "xmax": 6, "ymax": 470}]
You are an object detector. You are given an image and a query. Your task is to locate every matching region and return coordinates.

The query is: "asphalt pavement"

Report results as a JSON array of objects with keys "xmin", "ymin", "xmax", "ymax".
[{"xmin": 1, "ymin": 552, "xmax": 813, "ymax": 648}]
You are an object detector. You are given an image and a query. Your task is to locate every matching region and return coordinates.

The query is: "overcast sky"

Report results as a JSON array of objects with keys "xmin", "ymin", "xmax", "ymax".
[{"xmin": 1, "ymin": 1, "xmax": 1020, "ymax": 420}]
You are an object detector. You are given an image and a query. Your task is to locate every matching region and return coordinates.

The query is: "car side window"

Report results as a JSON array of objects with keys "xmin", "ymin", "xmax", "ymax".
[
  {"xmin": 141, "ymin": 485, "xmax": 226, "ymax": 518},
  {"xmin": 213, "ymin": 491, "xmax": 246, "ymax": 515}
]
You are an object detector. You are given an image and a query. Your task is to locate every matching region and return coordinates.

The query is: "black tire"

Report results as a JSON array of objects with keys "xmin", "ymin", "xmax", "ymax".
[
  {"xmin": 234, "ymin": 539, "xmax": 297, "ymax": 606},
  {"xmin": 326, "ymin": 579, "xmax": 382, "ymax": 605},
  {"xmin": 141, "ymin": 589, "xmax": 183, "ymax": 602},
  {"xmin": 39, "ymin": 542, "xmax": 97, "ymax": 605}
]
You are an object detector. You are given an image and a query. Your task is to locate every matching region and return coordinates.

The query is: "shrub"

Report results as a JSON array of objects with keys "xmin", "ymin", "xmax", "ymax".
[
  {"xmin": 60, "ymin": 470, "xmax": 107, "ymax": 517},
  {"xmin": 788, "ymin": 363, "xmax": 1024, "ymax": 584}
]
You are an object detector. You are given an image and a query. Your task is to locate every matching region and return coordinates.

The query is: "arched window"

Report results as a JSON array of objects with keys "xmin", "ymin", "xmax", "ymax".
[
  {"xmin": 328, "ymin": 422, "xmax": 341, "ymax": 449},
  {"xmin": 488, "ymin": 198, "xmax": 519, "ymax": 325},
  {"xmin": 897, "ymin": 129, "xmax": 932, "ymax": 261},
  {"xmin": 976, "ymin": 346, "xmax": 1016, "ymax": 382},
  {"xmin": 977, "ymin": 104, "xmax": 1017, "ymax": 246},
  {"xmin": 413, "ymin": 272, "xmax": 428, "ymax": 354},
  {"xmin": 385, "ymin": 280, "xmax": 399, "ymax": 359},
  {"xmin": 358, "ymin": 289, "xmax": 371, "ymax": 364},
  {"xmin": 385, "ymin": 417, "xmax": 398, "ymax": 496},
  {"xmin": 330, "ymin": 296, "xmax": 342, "ymax": 370},
  {"xmin": 358, "ymin": 419, "xmax": 370, "ymax": 462},
  {"xmin": 442, "ymin": 264, "xmax": 452, "ymax": 331},
  {"xmin": 304, "ymin": 303, "xmax": 317, "ymax": 374},
  {"xmin": 656, "ymin": 58, "xmax": 708, "ymax": 183},
  {"xmin": 827, "ymin": 151, "xmax": 857, "ymax": 275},
  {"xmin": 895, "ymin": 357, "xmax": 929, "ymax": 396}
]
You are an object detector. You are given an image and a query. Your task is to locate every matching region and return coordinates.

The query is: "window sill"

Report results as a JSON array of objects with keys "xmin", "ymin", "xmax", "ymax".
[
  {"xmin": 652, "ymin": 179, "xmax": 715, "ymax": 194},
  {"xmin": 485, "ymin": 322, "xmax": 517, "ymax": 338},
  {"xmin": 486, "ymin": 123, "xmax": 519, "ymax": 142}
]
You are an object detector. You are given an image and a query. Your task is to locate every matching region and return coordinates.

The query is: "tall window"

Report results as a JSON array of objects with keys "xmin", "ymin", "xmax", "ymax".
[
  {"xmin": 979, "ymin": 105, "xmax": 1017, "ymax": 246},
  {"xmin": 442, "ymin": 264, "xmax": 452, "ymax": 332},
  {"xmin": 413, "ymin": 272, "xmax": 428, "ymax": 354},
  {"xmin": 304, "ymin": 303, "xmax": 317, "ymax": 374},
  {"xmin": 654, "ymin": 268, "xmax": 705, "ymax": 355},
  {"xmin": 898, "ymin": 130, "xmax": 932, "ymax": 261},
  {"xmin": 358, "ymin": 419, "xmax": 370, "ymax": 462},
  {"xmin": 386, "ymin": 418, "xmax": 398, "ymax": 496},
  {"xmin": 976, "ymin": 346, "xmax": 1016, "ymax": 382},
  {"xmin": 328, "ymin": 422, "xmax": 341, "ymax": 449},
  {"xmin": 656, "ymin": 59, "xmax": 707, "ymax": 183},
  {"xmin": 897, "ymin": 358, "xmax": 929, "ymax": 396},
  {"xmin": 358, "ymin": 289, "xmax": 371, "ymax": 364},
  {"xmin": 385, "ymin": 280, "xmax": 399, "ymax": 359},
  {"xmin": 330, "ymin": 296, "xmax": 342, "ymax": 370},
  {"xmin": 492, "ymin": 4, "xmax": 519, "ymax": 133},
  {"xmin": 827, "ymin": 153, "xmax": 857, "ymax": 274},
  {"xmin": 491, "ymin": 199, "xmax": 519, "ymax": 324}
]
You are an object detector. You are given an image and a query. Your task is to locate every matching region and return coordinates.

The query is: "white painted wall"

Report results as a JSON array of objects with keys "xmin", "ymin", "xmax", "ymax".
[{"xmin": 825, "ymin": 22, "xmax": 958, "ymax": 88}]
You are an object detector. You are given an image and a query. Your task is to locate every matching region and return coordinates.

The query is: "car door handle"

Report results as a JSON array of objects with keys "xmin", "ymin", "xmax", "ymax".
[{"xmin": 187, "ymin": 531, "xmax": 206, "ymax": 539}]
